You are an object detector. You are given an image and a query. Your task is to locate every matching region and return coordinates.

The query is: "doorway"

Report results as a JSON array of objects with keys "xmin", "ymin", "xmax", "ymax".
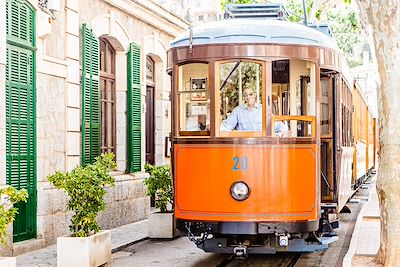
[
  {"xmin": 145, "ymin": 85, "xmax": 155, "ymax": 164},
  {"xmin": 145, "ymin": 57, "xmax": 155, "ymax": 165}
]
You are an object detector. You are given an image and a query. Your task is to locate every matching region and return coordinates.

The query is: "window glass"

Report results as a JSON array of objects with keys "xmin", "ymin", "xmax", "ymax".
[
  {"xmin": 219, "ymin": 61, "xmax": 263, "ymax": 132},
  {"xmin": 178, "ymin": 63, "xmax": 210, "ymax": 135},
  {"xmin": 270, "ymin": 59, "xmax": 319, "ymax": 138},
  {"xmin": 100, "ymin": 38, "xmax": 116, "ymax": 155},
  {"xmin": 321, "ymin": 79, "xmax": 329, "ymax": 135}
]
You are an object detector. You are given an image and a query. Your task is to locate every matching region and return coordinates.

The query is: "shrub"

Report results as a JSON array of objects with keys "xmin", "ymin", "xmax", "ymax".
[
  {"xmin": 144, "ymin": 164, "xmax": 173, "ymax": 213},
  {"xmin": 48, "ymin": 153, "xmax": 116, "ymax": 237},
  {"xmin": 0, "ymin": 186, "xmax": 28, "ymax": 244}
]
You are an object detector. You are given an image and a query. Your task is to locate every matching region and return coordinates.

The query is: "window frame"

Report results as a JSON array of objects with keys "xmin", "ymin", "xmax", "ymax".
[
  {"xmin": 99, "ymin": 37, "xmax": 117, "ymax": 155},
  {"xmin": 176, "ymin": 62, "xmax": 211, "ymax": 137},
  {"xmin": 215, "ymin": 59, "xmax": 266, "ymax": 138}
]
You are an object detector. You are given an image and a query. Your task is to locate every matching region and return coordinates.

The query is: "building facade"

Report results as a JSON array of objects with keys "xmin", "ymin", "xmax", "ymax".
[
  {"xmin": 0, "ymin": 0, "xmax": 188, "ymax": 254},
  {"xmin": 154, "ymin": 0, "xmax": 221, "ymax": 25}
]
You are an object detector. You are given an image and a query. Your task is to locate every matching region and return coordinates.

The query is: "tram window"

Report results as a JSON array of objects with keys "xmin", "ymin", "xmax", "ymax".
[
  {"xmin": 321, "ymin": 79, "xmax": 329, "ymax": 135},
  {"xmin": 272, "ymin": 84, "xmax": 289, "ymax": 116},
  {"xmin": 274, "ymin": 60, "xmax": 316, "ymax": 138},
  {"xmin": 177, "ymin": 63, "xmax": 210, "ymax": 135},
  {"xmin": 218, "ymin": 61, "xmax": 263, "ymax": 133}
]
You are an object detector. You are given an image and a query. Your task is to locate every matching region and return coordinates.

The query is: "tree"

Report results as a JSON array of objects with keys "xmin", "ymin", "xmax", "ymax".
[
  {"xmin": 284, "ymin": 0, "xmax": 364, "ymax": 66},
  {"xmin": 220, "ymin": 0, "xmax": 364, "ymax": 66},
  {"xmin": 314, "ymin": 0, "xmax": 400, "ymax": 265},
  {"xmin": 220, "ymin": 0, "xmax": 263, "ymax": 11},
  {"xmin": 355, "ymin": 1, "xmax": 400, "ymax": 265}
]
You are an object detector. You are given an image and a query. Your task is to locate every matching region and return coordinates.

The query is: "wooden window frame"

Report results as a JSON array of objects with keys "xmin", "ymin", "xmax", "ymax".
[
  {"xmin": 320, "ymin": 77, "xmax": 333, "ymax": 138},
  {"xmin": 177, "ymin": 62, "xmax": 211, "ymax": 137},
  {"xmin": 99, "ymin": 38, "xmax": 116, "ymax": 155},
  {"xmin": 215, "ymin": 59, "xmax": 266, "ymax": 138}
]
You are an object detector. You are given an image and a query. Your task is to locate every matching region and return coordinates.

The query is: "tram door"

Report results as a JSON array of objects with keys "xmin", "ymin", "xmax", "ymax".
[{"xmin": 320, "ymin": 76, "xmax": 335, "ymax": 202}]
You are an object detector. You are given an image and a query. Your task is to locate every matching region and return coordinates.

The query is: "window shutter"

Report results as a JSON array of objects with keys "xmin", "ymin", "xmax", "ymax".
[
  {"xmin": 127, "ymin": 43, "xmax": 142, "ymax": 173},
  {"xmin": 6, "ymin": 0, "xmax": 37, "ymax": 242},
  {"xmin": 81, "ymin": 24, "xmax": 100, "ymax": 166}
]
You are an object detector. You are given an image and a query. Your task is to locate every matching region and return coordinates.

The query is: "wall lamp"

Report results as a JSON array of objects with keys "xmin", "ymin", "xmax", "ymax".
[{"xmin": 38, "ymin": 0, "xmax": 60, "ymax": 20}]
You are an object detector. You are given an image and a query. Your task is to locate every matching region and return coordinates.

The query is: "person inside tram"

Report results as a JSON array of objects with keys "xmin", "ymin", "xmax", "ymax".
[
  {"xmin": 220, "ymin": 89, "xmax": 288, "ymax": 136},
  {"xmin": 220, "ymin": 87, "xmax": 262, "ymax": 131}
]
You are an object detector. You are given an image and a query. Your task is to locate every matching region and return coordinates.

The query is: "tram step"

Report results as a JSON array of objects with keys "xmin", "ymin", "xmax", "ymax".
[
  {"xmin": 321, "ymin": 203, "xmax": 338, "ymax": 209},
  {"xmin": 319, "ymin": 236, "xmax": 339, "ymax": 245}
]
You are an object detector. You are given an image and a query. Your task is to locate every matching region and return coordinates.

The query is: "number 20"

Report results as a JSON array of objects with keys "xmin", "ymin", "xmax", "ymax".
[{"xmin": 233, "ymin": 156, "xmax": 248, "ymax": 171}]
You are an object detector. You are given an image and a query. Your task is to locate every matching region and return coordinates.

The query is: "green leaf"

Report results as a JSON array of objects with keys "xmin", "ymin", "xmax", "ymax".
[
  {"xmin": 47, "ymin": 153, "xmax": 117, "ymax": 237},
  {"xmin": 144, "ymin": 164, "xmax": 173, "ymax": 213},
  {"xmin": 0, "ymin": 186, "xmax": 29, "ymax": 244}
]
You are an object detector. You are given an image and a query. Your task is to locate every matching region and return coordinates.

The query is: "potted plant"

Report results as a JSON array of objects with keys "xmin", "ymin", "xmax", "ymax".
[
  {"xmin": 0, "ymin": 186, "xmax": 28, "ymax": 267},
  {"xmin": 48, "ymin": 153, "xmax": 116, "ymax": 267},
  {"xmin": 144, "ymin": 164, "xmax": 176, "ymax": 238}
]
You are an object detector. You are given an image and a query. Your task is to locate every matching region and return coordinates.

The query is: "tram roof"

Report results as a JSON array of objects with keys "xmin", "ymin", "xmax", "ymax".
[{"xmin": 170, "ymin": 19, "xmax": 340, "ymax": 51}]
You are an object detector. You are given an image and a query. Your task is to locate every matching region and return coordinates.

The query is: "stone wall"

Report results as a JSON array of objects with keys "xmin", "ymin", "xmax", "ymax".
[{"xmin": 98, "ymin": 174, "xmax": 149, "ymax": 229}]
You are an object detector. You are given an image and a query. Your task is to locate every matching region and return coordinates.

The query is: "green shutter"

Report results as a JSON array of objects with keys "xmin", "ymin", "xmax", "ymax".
[
  {"xmin": 81, "ymin": 24, "xmax": 100, "ymax": 166},
  {"xmin": 6, "ymin": 0, "xmax": 37, "ymax": 242},
  {"xmin": 127, "ymin": 43, "xmax": 142, "ymax": 173}
]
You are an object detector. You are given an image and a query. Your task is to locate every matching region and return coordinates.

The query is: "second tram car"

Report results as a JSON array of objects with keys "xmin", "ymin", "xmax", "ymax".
[{"xmin": 167, "ymin": 11, "xmax": 376, "ymax": 256}]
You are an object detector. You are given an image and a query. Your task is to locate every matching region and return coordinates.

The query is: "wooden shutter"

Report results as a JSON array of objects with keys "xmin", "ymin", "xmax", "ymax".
[
  {"xmin": 81, "ymin": 24, "xmax": 100, "ymax": 166},
  {"xmin": 127, "ymin": 43, "xmax": 142, "ymax": 173},
  {"xmin": 6, "ymin": 0, "xmax": 37, "ymax": 242}
]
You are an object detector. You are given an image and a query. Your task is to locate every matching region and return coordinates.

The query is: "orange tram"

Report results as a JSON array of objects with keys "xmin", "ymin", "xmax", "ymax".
[{"xmin": 166, "ymin": 16, "xmax": 376, "ymax": 256}]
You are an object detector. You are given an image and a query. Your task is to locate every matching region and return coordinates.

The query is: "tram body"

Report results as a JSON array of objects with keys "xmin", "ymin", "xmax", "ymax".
[{"xmin": 167, "ymin": 18, "xmax": 376, "ymax": 255}]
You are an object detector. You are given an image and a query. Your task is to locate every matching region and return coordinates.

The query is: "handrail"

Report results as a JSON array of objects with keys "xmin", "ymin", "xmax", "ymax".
[{"xmin": 272, "ymin": 115, "xmax": 316, "ymax": 138}]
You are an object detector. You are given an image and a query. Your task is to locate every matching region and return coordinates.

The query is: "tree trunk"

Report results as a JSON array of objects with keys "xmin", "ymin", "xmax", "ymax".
[{"xmin": 355, "ymin": 0, "xmax": 400, "ymax": 266}]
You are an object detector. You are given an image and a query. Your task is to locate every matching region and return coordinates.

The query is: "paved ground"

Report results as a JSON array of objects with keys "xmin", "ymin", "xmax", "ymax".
[
  {"xmin": 16, "ymin": 220, "xmax": 148, "ymax": 267},
  {"xmin": 344, "ymin": 175, "xmax": 381, "ymax": 267}
]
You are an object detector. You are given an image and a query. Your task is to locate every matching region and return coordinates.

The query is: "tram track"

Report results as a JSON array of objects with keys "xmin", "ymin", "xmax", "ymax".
[
  {"xmin": 284, "ymin": 253, "xmax": 302, "ymax": 267},
  {"xmin": 214, "ymin": 252, "xmax": 302, "ymax": 267},
  {"xmin": 215, "ymin": 254, "xmax": 235, "ymax": 267}
]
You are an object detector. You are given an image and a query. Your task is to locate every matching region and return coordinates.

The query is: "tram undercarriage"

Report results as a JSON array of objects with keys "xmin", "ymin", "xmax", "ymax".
[{"xmin": 179, "ymin": 217, "xmax": 339, "ymax": 257}]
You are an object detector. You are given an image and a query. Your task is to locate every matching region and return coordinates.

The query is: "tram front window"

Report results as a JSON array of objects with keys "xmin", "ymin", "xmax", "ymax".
[
  {"xmin": 177, "ymin": 63, "xmax": 210, "ymax": 136},
  {"xmin": 218, "ymin": 61, "xmax": 263, "ymax": 134}
]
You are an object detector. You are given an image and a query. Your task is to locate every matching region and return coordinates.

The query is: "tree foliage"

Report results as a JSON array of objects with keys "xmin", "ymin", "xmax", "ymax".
[
  {"xmin": 284, "ymin": 0, "xmax": 362, "ymax": 62},
  {"xmin": 0, "ymin": 186, "xmax": 28, "ymax": 244},
  {"xmin": 48, "ymin": 153, "xmax": 116, "ymax": 237},
  {"xmin": 220, "ymin": 0, "xmax": 264, "ymax": 11},
  {"xmin": 284, "ymin": 0, "xmax": 315, "ymax": 22},
  {"xmin": 326, "ymin": 7, "xmax": 361, "ymax": 55}
]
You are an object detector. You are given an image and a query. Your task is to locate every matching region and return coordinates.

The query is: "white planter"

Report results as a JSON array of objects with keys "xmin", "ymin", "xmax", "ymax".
[
  {"xmin": 149, "ymin": 212, "xmax": 177, "ymax": 239},
  {"xmin": 57, "ymin": 230, "xmax": 111, "ymax": 267},
  {"xmin": 0, "ymin": 257, "xmax": 16, "ymax": 267}
]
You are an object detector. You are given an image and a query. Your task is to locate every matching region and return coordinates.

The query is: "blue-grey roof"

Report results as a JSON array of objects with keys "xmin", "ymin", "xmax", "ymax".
[
  {"xmin": 170, "ymin": 19, "xmax": 339, "ymax": 51},
  {"xmin": 224, "ymin": 3, "xmax": 289, "ymax": 21}
]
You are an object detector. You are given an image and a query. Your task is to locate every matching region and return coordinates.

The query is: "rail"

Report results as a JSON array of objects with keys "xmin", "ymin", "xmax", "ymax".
[{"xmin": 272, "ymin": 115, "xmax": 316, "ymax": 138}]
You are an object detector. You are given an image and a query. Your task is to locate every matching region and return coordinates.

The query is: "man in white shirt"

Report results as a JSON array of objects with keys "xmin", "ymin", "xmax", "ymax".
[
  {"xmin": 220, "ymin": 88, "xmax": 261, "ymax": 131},
  {"xmin": 221, "ymin": 89, "xmax": 288, "ymax": 136}
]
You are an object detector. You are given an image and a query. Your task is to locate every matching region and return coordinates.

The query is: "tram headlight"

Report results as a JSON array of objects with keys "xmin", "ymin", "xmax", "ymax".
[{"xmin": 230, "ymin": 181, "xmax": 250, "ymax": 201}]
